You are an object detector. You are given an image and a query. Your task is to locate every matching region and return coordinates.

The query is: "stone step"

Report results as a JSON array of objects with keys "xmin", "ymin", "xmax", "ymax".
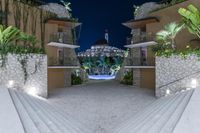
[
  {"xmin": 12, "ymin": 90, "xmax": 92, "ymax": 133},
  {"xmin": 0, "ymin": 88, "xmax": 25, "ymax": 133},
  {"xmin": 115, "ymin": 91, "xmax": 193, "ymax": 133},
  {"xmin": 159, "ymin": 90, "xmax": 193, "ymax": 133},
  {"xmin": 41, "ymin": 101, "xmax": 92, "ymax": 133},
  {"xmin": 125, "ymin": 92, "xmax": 182, "ymax": 133},
  {"xmin": 22, "ymin": 93, "xmax": 75, "ymax": 133},
  {"xmin": 20, "ymin": 92, "xmax": 64, "ymax": 133},
  {"xmin": 22, "ymin": 92, "xmax": 87, "ymax": 133},
  {"xmin": 137, "ymin": 91, "xmax": 189, "ymax": 133},
  {"xmin": 116, "ymin": 93, "xmax": 179, "ymax": 133},
  {"xmin": 14, "ymin": 91, "xmax": 53, "ymax": 133},
  {"xmin": 9, "ymin": 90, "xmax": 40, "ymax": 133},
  {"xmin": 115, "ymin": 95, "xmax": 173, "ymax": 132}
]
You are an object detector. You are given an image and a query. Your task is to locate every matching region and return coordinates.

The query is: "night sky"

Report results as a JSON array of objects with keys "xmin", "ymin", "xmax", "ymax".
[{"xmin": 45, "ymin": 0, "xmax": 161, "ymax": 52}]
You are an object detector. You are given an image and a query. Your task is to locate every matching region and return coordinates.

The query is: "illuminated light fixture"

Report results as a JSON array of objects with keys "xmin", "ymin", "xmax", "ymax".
[
  {"xmin": 166, "ymin": 89, "xmax": 171, "ymax": 95},
  {"xmin": 191, "ymin": 79, "xmax": 198, "ymax": 88},
  {"xmin": 181, "ymin": 89, "xmax": 185, "ymax": 92},
  {"xmin": 27, "ymin": 87, "xmax": 38, "ymax": 96},
  {"xmin": 186, "ymin": 88, "xmax": 191, "ymax": 91},
  {"xmin": 7, "ymin": 80, "xmax": 14, "ymax": 88}
]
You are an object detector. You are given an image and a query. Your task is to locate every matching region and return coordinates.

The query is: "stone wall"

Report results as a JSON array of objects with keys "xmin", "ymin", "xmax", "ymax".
[
  {"xmin": 156, "ymin": 55, "xmax": 200, "ymax": 97},
  {"xmin": 115, "ymin": 64, "xmax": 125, "ymax": 81},
  {"xmin": 0, "ymin": 54, "xmax": 47, "ymax": 97}
]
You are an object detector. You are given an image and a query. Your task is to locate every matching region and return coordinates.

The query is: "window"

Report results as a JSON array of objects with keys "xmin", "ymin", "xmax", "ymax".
[
  {"xmin": 141, "ymin": 47, "xmax": 147, "ymax": 66},
  {"xmin": 57, "ymin": 48, "xmax": 64, "ymax": 65}
]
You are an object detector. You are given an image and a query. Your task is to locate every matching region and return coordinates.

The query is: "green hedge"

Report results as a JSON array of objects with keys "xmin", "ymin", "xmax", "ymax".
[
  {"xmin": 121, "ymin": 71, "xmax": 133, "ymax": 85},
  {"xmin": 71, "ymin": 73, "xmax": 83, "ymax": 85}
]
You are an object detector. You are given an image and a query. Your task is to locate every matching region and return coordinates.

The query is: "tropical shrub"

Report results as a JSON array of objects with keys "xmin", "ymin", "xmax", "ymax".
[
  {"xmin": 0, "ymin": 25, "xmax": 21, "ymax": 45},
  {"xmin": 71, "ymin": 73, "xmax": 83, "ymax": 85},
  {"xmin": 79, "ymin": 56, "xmax": 124, "ymax": 76},
  {"xmin": 19, "ymin": 32, "xmax": 38, "ymax": 46},
  {"xmin": 152, "ymin": 4, "xmax": 200, "ymax": 58},
  {"xmin": 178, "ymin": 4, "xmax": 200, "ymax": 39},
  {"xmin": 121, "ymin": 71, "xmax": 133, "ymax": 85},
  {"xmin": 0, "ymin": 25, "xmax": 44, "ymax": 56},
  {"xmin": 152, "ymin": 22, "xmax": 184, "ymax": 56},
  {"xmin": 156, "ymin": 22, "xmax": 184, "ymax": 50},
  {"xmin": 133, "ymin": 5, "xmax": 140, "ymax": 17}
]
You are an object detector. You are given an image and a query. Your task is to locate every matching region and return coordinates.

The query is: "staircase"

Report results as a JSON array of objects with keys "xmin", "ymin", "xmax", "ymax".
[
  {"xmin": 0, "ymin": 87, "xmax": 196, "ymax": 133},
  {"xmin": 114, "ymin": 90, "xmax": 194, "ymax": 133},
  {"xmin": 9, "ymin": 89, "xmax": 92, "ymax": 133}
]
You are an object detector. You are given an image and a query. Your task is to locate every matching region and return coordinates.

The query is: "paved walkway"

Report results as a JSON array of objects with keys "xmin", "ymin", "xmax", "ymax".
[{"xmin": 48, "ymin": 80, "xmax": 156, "ymax": 133}]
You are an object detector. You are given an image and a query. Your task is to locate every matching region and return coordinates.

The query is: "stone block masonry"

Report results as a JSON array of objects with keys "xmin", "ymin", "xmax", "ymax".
[
  {"xmin": 133, "ymin": 69, "xmax": 140, "ymax": 87},
  {"xmin": 0, "ymin": 54, "xmax": 47, "ymax": 98},
  {"xmin": 156, "ymin": 55, "xmax": 200, "ymax": 97}
]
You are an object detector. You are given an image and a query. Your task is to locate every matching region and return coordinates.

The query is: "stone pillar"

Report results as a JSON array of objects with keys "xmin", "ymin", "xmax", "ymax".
[
  {"xmin": 133, "ymin": 69, "xmax": 141, "ymax": 87},
  {"xmin": 64, "ymin": 69, "xmax": 72, "ymax": 87},
  {"xmin": 80, "ymin": 69, "xmax": 88, "ymax": 82}
]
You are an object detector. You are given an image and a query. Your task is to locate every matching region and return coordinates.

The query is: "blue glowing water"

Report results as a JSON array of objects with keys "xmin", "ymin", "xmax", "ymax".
[{"xmin": 88, "ymin": 75, "xmax": 116, "ymax": 80}]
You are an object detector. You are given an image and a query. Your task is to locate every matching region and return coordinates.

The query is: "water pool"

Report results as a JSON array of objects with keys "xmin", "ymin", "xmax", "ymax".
[{"xmin": 88, "ymin": 75, "xmax": 116, "ymax": 80}]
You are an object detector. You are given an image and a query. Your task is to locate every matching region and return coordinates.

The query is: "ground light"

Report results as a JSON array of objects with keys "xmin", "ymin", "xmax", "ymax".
[
  {"xmin": 7, "ymin": 80, "xmax": 42, "ymax": 98},
  {"xmin": 191, "ymin": 78, "xmax": 198, "ymax": 88},
  {"xmin": 7, "ymin": 80, "xmax": 15, "ymax": 88},
  {"xmin": 186, "ymin": 88, "xmax": 191, "ymax": 91},
  {"xmin": 27, "ymin": 87, "xmax": 38, "ymax": 96},
  {"xmin": 166, "ymin": 89, "xmax": 171, "ymax": 96}
]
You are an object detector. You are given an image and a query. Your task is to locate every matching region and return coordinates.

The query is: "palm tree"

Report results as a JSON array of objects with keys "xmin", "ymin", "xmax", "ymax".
[
  {"xmin": 82, "ymin": 61, "xmax": 92, "ymax": 74},
  {"xmin": 110, "ymin": 56, "xmax": 123, "ymax": 75},
  {"xmin": 124, "ymin": 49, "xmax": 129, "ymax": 58},
  {"xmin": 97, "ymin": 56, "xmax": 109, "ymax": 75},
  {"xmin": 18, "ymin": 32, "xmax": 38, "ymax": 47},
  {"xmin": 60, "ymin": 0, "xmax": 72, "ymax": 18},
  {"xmin": 113, "ymin": 56, "xmax": 123, "ymax": 66},
  {"xmin": 156, "ymin": 22, "xmax": 184, "ymax": 50}
]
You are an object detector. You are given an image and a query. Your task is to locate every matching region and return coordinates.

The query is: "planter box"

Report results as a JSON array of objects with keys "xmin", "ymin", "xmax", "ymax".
[
  {"xmin": 0, "ymin": 54, "xmax": 47, "ymax": 98},
  {"xmin": 156, "ymin": 55, "xmax": 200, "ymax": 97}
]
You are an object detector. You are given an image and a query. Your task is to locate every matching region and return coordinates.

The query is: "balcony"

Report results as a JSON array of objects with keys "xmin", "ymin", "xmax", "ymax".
[
  {"xmin": 48, "ymin": 57, "xmax": 80, "ymax": 69},
  {"xmin": 125, "ymin": 32, "xmax": 157, "ymax": 48},
  {"xmin": 48, "ymin": 32, "xmax": 80, "ymax": 49},
  {"xmin": 124, "ymin": 57, "xmax": 155, "ymax": 69}
]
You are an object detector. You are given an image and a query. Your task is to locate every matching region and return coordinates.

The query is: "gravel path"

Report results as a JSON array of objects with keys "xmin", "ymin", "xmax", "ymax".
[{"xmin": 48, "ymin": 80, "xmax": 156, "ymax": 133}]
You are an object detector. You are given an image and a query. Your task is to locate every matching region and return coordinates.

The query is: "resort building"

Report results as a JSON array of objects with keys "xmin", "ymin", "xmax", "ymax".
[
  {"xmin": 78, "ymin": 33, "xmax": 125, "ymax": 79},
  {"xmin": 0, "ymin": 0, "xmax": 81, "ymax": 91},
  {"xmin": 78, "ymin": 39, "xmax": 125, "ymax": 58},
  {"xmin": 122, "ymin": 3, "xmax": 159, "ymax": 90},
  {"xmin": 1, "ymin": 0, "xmax": 200, "ymax": 133},
  {"xmin": 123, "ymin": 0, "xmax": 200, "ymax": 91}
]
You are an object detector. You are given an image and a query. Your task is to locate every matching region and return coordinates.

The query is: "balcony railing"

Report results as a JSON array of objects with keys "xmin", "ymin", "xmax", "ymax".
[
  {"xmin": 49, "ymin": 32, "xmax": 77, "ymax": 45},
  {"xmin": 48, "ymin": 57, "xmax": 80, "ymax": 67},
  {"xmin": 124, "ymin": 57, "xmax": 155, "ymax": 66},
  {"xmin": 127, "ymin": 32, "xmax": 155, "ymax": 45}
]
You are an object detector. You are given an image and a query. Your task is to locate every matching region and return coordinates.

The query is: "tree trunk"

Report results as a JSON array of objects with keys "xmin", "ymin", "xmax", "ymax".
[{"xmin": 171, "ymin": 39, "xmax": 176, "ymax": 50}]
